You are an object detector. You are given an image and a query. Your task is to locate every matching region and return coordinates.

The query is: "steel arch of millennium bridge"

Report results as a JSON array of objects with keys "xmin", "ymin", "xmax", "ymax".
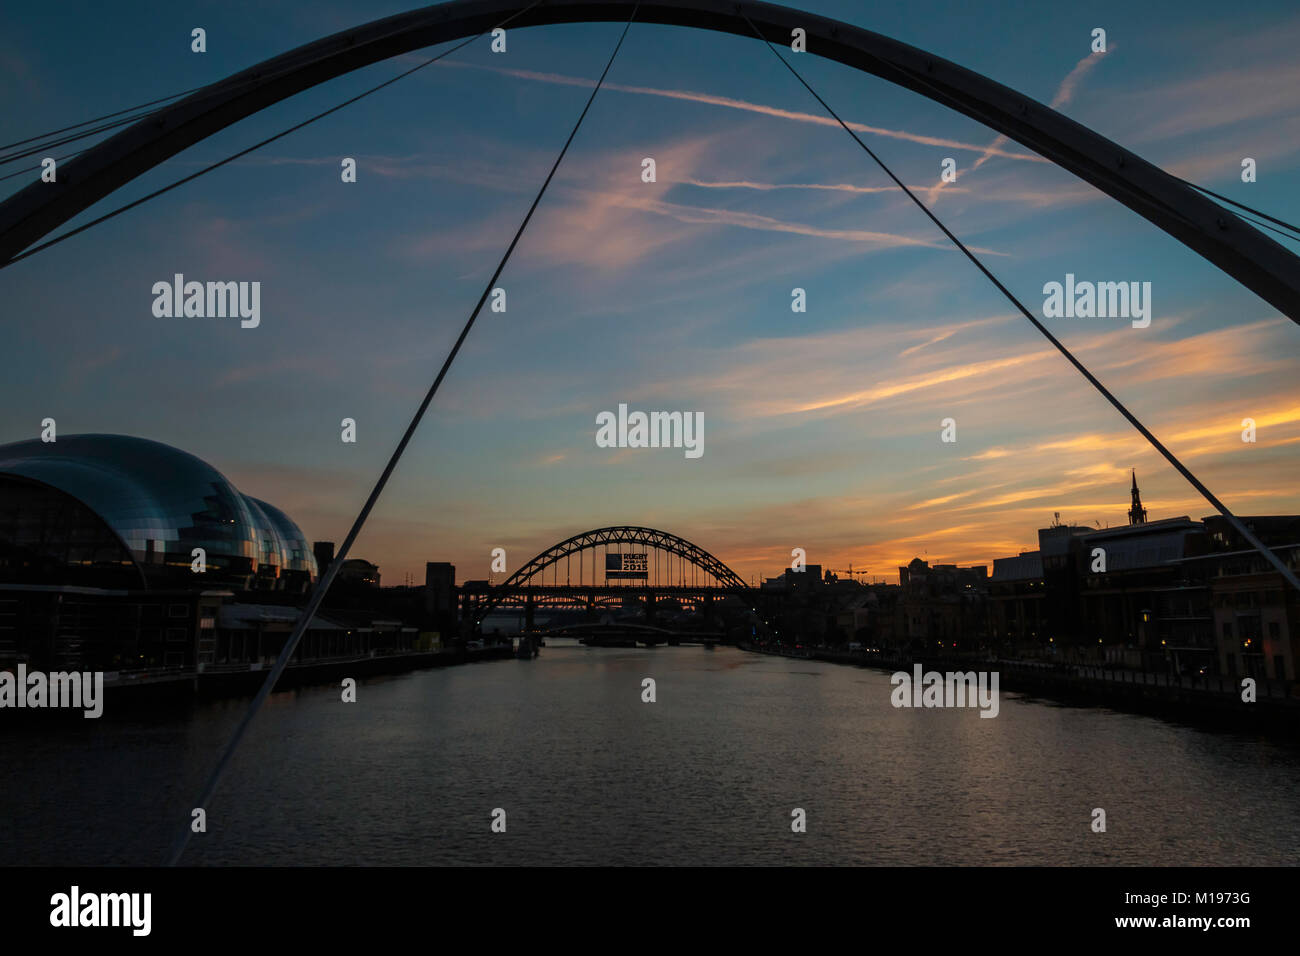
[
  {"xmin": 2, "ymin": 0, "xmax": 1300, "ymax": 323},
  {"xmin": 468, "ymin": 525, "xmax": 750, "ymax": 623}
]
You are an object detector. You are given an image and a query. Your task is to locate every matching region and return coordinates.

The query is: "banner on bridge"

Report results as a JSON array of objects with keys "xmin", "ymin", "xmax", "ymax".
[{"xmin": 606, "ymin": 553, "xmax": 648, "ymax": 580}]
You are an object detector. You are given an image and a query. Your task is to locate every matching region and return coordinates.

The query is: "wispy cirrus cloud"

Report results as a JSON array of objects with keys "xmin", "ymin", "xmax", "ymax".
[
  {"xmin": 396, "ymin": 132, "xmax": 1012, "ymax": 271},
  {"xmin": 926, "ymin": 48, "xmax": 1111, "ymax": 204},
  {"xmin": 682, "ymin": 178, "xmax": 968, "ymax": 196},
  {"xmin": 429, "ymin": 59, "xmax": 1049, "ymax": 162}
]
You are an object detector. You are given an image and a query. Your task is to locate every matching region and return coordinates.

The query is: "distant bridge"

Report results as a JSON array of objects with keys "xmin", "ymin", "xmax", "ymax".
[
  {"xmin": 464, "ymin": 525, "xmax": 753, "ymax": 631},
  {"xmin": 540, "ymin": 621, "xmax": 724, "ymax": 646}
]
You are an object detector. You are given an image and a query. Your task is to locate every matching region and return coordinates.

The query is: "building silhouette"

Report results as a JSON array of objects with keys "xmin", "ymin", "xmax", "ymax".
[
  {"xmin": 802, "ymin": 474, "xmax": 1300, "ymax": 683},
  {"xmin": 1129, "ymin": 469, "xmax": 1148, "ymax": 525},
  {"xmin": 0, "ymin": 435, "xmax": 429, "ymax": 674}
]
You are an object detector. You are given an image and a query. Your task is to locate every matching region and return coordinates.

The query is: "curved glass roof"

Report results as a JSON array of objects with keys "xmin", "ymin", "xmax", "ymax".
[
  {"xmin": 246, "ymin": 496, "xmax": 315, "ymax": 575},
  {"xmin": 0, "ymin": 434, "xmax": 317, "ymax": 580}
]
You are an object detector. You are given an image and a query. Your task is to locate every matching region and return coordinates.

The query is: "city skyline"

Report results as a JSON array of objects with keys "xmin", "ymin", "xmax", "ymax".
[
  {"xmin": 2, "ymin": 0, "xmax": 1297, "ymax": 590},
  {"xmin": 4, "ymin": 0, "xmax": 1300, "ymax": 900},
  {"xmin": 321, "ymin": 466, "xmax": 1208, "ymax": 586}
]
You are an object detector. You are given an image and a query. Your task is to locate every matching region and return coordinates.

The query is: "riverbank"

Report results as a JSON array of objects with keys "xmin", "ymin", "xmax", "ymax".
[
  {"xmin": 739, "ymin": 643, "xmax": 1300, "ymax": 735},
  {"xmin": 88, "ymin": 645, "xmax": 518, "ymax": 710}
]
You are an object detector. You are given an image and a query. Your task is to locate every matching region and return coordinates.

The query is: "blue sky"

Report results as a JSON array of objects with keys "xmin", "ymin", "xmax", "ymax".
[{"xmin": 2, "ymin": 0, "xmax": 1298, "ymax": 585}]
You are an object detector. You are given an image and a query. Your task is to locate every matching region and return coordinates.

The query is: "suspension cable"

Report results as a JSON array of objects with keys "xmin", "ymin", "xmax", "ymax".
[
  {"xmin": 0, "ymin": 86, "xmax": 205, "ymax": 152},
  {"xmin": 0, "ymin": 6, "xmax": 497, "ymax": 170},
  {"xmin": 771, "ymin": 19, "xmax": 1300, "ymax": 270},
  {"xmin": 1, "ymin": 0, "xmax": 549, "ymax": 270},
  {"xmin": 1, "ymin": 0, "xmax": 558, "ymax": 164},
  {"xmin": 0, "ymin": 146, "xmax": 94, "ymax": 183},
  {"xmin": 1231, "ymin": 212, "xmax": 1300, "ymax": 247},
  {"xmin": 738, "ymin": 7, "xmax": 1300, "ymax": 596},
  {"xmin": 166, "ymin": 3, "xmax": 640, "ymax": 866},
  {"xmin": 0, "ymin": 111, "xmax": 174, "ymax": 166},
  {"xmin": 1178, "ymin": 177, "xmax": 1300, "ymax": 242}
]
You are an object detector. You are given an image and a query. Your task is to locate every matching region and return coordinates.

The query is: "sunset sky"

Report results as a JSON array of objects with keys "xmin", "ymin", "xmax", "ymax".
[{"xmin": 1, "ymin": 0, "xmax": 1297, "ymax": 586}]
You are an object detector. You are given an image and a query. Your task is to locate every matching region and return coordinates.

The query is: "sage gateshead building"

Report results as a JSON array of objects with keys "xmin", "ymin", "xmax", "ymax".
[
  {"xmin": 0, "ymin": 434, "xmax": 316, "ymax": 590},
  {"xmin": 0, "ymin": 434, "xmax": 349, "ymax": 674}
]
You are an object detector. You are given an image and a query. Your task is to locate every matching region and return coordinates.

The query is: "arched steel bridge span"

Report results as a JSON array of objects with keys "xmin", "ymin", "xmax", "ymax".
[
  {"xmin": 2, "ymin": 0, "xmax": 1299, "ymax": 320},
  {"xmin": 495, "ymin": 524, "xmax": 747, "ymax": 589},
  {"xmin": 468, "ymin": 524, "xmax": 750, "ymax": 622}
]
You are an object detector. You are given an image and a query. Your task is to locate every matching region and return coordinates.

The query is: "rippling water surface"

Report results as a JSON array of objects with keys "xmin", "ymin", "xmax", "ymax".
[{"xmin": 4, "ymin": 643, "xmax": 1299, "ymax": 865}]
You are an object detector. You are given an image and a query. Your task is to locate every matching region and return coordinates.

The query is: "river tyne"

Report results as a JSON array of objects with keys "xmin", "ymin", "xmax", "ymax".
[{"xmin": 4, "ymin": 642, "xmax": 1298, "ymax": 866}]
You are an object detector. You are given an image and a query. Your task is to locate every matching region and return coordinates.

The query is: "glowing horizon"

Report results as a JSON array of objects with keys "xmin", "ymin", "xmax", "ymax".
[{"xmin": 2, "ymin": 0, "xmax": 1297, "ymax": 590}]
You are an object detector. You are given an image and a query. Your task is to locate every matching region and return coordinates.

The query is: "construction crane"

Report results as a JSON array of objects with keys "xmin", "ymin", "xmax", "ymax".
[{"xmin": 826, "ymin": 563, "xmax": 871, "ymax": 582}]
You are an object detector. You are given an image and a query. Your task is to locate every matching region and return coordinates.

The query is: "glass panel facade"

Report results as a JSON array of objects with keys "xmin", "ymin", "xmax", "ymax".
[{"xmin": 0, "ymin": 434, "xmax": 317, "ymax": 586}]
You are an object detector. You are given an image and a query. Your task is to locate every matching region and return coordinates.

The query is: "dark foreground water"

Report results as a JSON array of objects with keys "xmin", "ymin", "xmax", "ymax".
[{"xmin": 3, "ymin": 643, "xmax": 1299, "ymax": 866}]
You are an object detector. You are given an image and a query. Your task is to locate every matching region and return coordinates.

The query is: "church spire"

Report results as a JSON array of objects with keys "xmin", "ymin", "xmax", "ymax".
[{"xmin": 1128, "ymin": 469, "xmax": 1147, "ymax": 525}]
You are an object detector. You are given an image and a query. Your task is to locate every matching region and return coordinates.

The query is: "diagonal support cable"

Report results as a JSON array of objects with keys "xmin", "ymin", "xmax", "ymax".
[
  {"xmin": 0, "ymin": 4, "xmax": 537, "ymax": 172},
  {"xmin": 165, "ymin": 3, "xmax": 641, "ymax": 866},
  {"xmin": 1228, "ymin": 211, "xmax": 1300, "ymax": 246},
  {"xmin": 0, "ymin": 147, "xmax": 95, "ymax": 184},
  {"xmin": 738, "ymin": 7, "xmax": 1300, "ymax": 596},
  {"xmin": 0, "ymin": 112, "xmax": 181, "ymax": 166},
  {"xmin": 0, "ymin": 87, "xmax": 206, "ymax": 153},
  {"xmin": 1179, "ymin": 178, "xmax": 1300, "ymax": 242},
  {"xmin": 2, "ymin": 0, "xmax": 550, "ymax": 270}
]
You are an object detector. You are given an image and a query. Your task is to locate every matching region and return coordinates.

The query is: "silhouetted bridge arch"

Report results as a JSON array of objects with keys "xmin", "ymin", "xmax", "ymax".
[
  {"xmin": 2, "ymin": 0, "xmax": 1299, "ymax": 321},
  {"xmin": 464, "ymin": 525, "xmax": 752, "ymax": 630},
  {"xmin": 500, "ymin": 525, "xmax": 747, "ymax": 589}
]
